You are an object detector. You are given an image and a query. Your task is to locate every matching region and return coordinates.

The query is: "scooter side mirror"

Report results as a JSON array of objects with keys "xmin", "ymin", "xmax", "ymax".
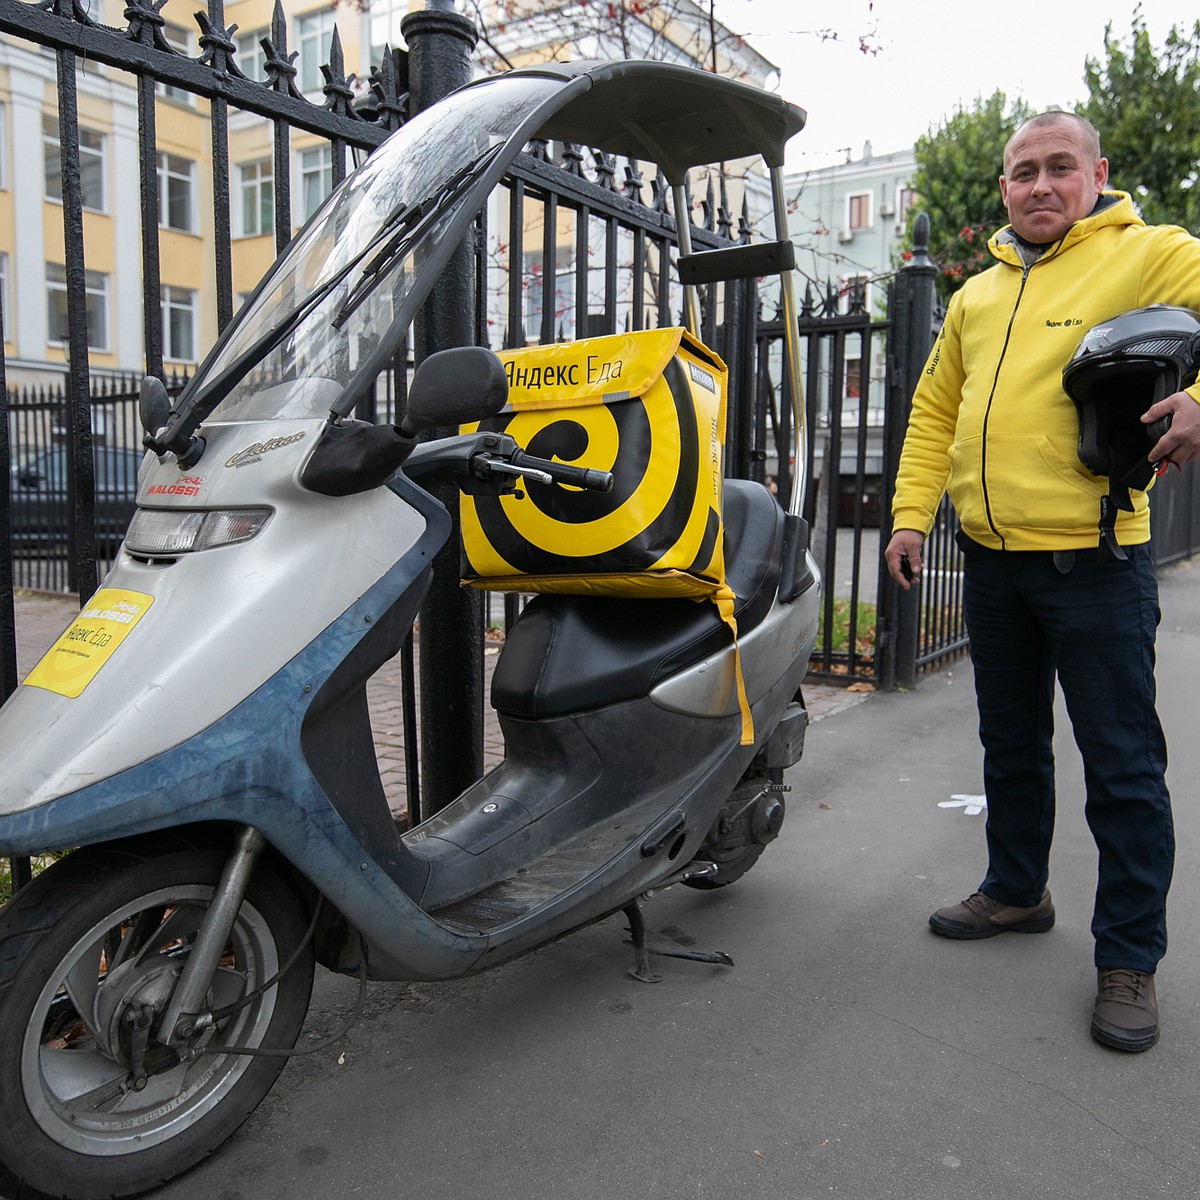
[
  {"xmin": 402, "ymin": 347, "xmax": 508, "ymax": 435},
  {"xmin": 139, "ymin": 376, "xmax": 172, "ymax": 438}
]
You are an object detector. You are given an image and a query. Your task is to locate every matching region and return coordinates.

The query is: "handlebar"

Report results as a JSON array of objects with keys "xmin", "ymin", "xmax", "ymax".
[
  {"xmin": 402, "ymin": 431, "xmax": 614, "ymax": 495},
  {"xmin": 508, "ymin": 450, "xmax": 613, "ymax": 493}
]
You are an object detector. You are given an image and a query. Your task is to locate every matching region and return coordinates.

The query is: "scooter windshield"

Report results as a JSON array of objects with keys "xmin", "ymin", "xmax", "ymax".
[{"xmin": 189, "ymin": 74, "xmax": 564, "ymax": 425}]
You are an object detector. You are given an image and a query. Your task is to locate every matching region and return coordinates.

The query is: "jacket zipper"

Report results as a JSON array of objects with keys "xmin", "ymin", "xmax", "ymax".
[{"xmin": 977, "ymin": 237, "xmax": 1065, "ymax": 547}]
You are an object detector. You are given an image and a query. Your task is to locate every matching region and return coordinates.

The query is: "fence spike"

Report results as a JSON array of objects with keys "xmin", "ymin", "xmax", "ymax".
[
  {"xmin": 321, "ymin": 27, "xmax": 357, "ymax": 118},
  {"xmin": 262, "ymin": 0, "xmax": 301, "ymax": 100},
  {"xmin": 623, "ymin": 159, "xmax": 644, "ymax": 204},
  {"xmin": 197, "ymin": 3, "xmax": 238, "ymax": 76}
]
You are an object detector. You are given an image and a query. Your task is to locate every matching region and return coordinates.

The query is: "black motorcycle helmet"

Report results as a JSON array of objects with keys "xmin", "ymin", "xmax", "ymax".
[
  {"xmin": 1063, "ymin": 304, "xmax": 1200, "ymax": 486},
  {"xmin": 1062, "ymin": 304, "xmax": 1200, "ymax": 557}
]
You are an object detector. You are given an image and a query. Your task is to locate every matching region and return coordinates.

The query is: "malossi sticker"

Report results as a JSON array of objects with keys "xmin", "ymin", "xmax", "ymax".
[{"xmin": 24, "ymin": 589, "xmax": 154, "ymax": 699}]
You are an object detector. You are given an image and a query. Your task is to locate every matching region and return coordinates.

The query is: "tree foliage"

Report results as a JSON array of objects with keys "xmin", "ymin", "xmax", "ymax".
[
  {"xmin": 1077, "ymin": 12, "xmax": 1200, "ymax": 234},
  {"xmin": 905, "ymin": 91, "xmax": 1030, "ymax": 302}
]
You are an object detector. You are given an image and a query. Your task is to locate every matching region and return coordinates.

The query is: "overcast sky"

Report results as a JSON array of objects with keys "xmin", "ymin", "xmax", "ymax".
[{"xmin": 719, "ymin": 0, "xmax": 1192, "ymax": 168}]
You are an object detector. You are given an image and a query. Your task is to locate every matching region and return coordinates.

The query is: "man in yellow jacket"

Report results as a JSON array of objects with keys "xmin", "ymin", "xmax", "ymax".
[{"xmin": 884, "ymin": 111, "xmax": 1200, "ymax": 1052}]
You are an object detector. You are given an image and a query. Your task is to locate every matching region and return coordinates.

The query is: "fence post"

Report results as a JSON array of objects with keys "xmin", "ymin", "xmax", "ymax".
[
  {"xmin": 401, "ymin": 0, "xmax": 482, "ymax": 817},
  {"xmin": 878, "ymin": 212, "xmax": 937, "ymax": 691}
]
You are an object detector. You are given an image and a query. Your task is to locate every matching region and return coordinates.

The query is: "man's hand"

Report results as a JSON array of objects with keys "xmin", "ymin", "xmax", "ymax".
[
  {"xmin": 1143, "ymin": 391, "xmax": 1200, "ymax": 465},
  {"xmin": 885, "ymin": 529, "xmax": 925, "ymax": 590}
]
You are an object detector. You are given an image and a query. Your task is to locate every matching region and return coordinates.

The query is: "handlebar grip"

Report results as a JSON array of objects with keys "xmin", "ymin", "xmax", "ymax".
[{"xmin": 515, "ymin": 453, "xmax": 614, "ymax": 493}]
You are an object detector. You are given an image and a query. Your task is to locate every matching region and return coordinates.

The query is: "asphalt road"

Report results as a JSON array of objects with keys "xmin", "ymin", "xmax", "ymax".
[{"xmin": 149, "ymin": 559, "xmax": 1200, "ymax": 1200}]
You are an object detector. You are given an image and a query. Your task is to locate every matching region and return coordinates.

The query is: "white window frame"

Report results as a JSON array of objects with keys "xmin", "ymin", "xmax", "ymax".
[
  {"xmin": 46, "ymin": 263, "xmax": 110, "ymax": 352},
  {"xmin": 235, "ymin": 28, "xmax": 270, "ymax": 83},
  {"xmin": 838, "ymin": 273, "xmax": 871, "ymax": 316},
  {"xmin": 44, "ymin": 117, "xmax": 106, "ymax": 213},
  {"xmin": 846, "ymin": 191, "xmax": 872, "ymax": 232},
  {"xmin": 297, "ymin": 143, "xmax": 332, "ymax": 223},
  {"xmin": 0, "ymin": 104, "xmax": 6, "ymax": 191},
  {"xmin": 157, "ymin": 152, "xmax": 197, "ymax": 233},
  {"xmin": 368, "ymin": 0, "xmax": 407, "ymax": 71},
  {"xmin": 295, "ymin": 10, "xmax": 337, "ymax": 96},
  {"xmin": 161, "ymin": 285, "xmax": 197, "ymax": 362},
  {"xmin": 237, "ymin": 158, "xmax": 274, "ymax": 238},
  {"xmin": 157, "ymin": 22, "xmax": 196, "ymax": 105}
]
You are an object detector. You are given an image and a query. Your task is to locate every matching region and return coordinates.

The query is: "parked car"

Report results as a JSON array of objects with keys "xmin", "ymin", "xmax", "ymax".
[{"xmin": 8, "ymin": 444, "xmax": 142, "ymax": 553}]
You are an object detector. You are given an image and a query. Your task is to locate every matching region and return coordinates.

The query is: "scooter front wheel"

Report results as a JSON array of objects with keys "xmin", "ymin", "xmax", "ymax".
[{"xmin": 0, "ymin": 835, "xmax": 315, "ymax": 1200}]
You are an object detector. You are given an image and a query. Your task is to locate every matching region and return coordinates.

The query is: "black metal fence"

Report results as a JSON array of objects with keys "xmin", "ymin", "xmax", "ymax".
[
  {"xmin": 0, "ymin": 0, "xmax": 836, "ymax": 865},
  {"xmin": 19, "ymin": 0, "xmax": 1200, "ymax": 881}
]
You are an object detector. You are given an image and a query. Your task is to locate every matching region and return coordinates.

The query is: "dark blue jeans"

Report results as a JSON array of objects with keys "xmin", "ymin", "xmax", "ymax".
[{"xmin": 960, "ymin": 536, "xmax": 1173, "ymax": 973}]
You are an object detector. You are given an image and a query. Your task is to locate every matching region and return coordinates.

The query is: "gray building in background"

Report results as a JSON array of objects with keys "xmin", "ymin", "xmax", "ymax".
[
  {"xmin": 782, "ymin": 142, "xmax": 918, "ymax": 525},
  {"xmin": 784, "ymin": 140, "xmax": 918, "ymax": 317}
]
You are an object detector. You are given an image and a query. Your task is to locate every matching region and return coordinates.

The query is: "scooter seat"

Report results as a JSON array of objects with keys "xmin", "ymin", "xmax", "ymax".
[{"xmin": 491, "ymin": 479, "xmax": 783, "ymax": 720}]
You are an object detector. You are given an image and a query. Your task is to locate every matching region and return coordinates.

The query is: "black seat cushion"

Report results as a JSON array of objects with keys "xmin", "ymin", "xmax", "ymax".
[{"xmin": 491, "ymin": 480, "xmax": 783, "ymax": 719}]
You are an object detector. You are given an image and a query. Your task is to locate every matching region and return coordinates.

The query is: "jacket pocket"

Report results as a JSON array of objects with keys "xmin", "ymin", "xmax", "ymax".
[{"xmin": 973, "ymin": 433, "xmax": 1107, "ymax": 535}]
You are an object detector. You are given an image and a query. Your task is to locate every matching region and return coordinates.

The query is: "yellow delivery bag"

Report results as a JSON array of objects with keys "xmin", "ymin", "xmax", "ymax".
[{"xmin": 461, "ymin": 327, "xmax": 752, "ymax": 743}]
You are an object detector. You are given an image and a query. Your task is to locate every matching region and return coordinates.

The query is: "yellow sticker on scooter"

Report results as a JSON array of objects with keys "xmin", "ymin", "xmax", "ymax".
[{"xmin": 23, "ymin": 589, "xmax": 154, "ymax": 699}]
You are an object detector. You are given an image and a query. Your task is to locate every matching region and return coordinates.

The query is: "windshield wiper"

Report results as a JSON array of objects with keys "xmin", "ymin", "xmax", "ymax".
[
  {"xmin": 176, "ymin": 199, "xmax": 421, "ymax": 420},
  {"xmin": 330, "ymin": 145, "xmax": 503, "ymax": 332},
  {"xmin": 171, "ymin": 143, "xmax": 502, "ymax": 433}
]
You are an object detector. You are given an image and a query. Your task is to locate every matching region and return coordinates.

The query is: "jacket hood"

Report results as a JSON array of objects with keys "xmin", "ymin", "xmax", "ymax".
[{"xmin": 988, "ymin": 191, "xmax": 1144, "ymax": 268}]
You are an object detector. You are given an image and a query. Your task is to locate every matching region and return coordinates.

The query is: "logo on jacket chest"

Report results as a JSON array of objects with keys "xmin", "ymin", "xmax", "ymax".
[{"xmin": 1044, "ymin": 318, "xmax": 1084, "ymax": 328}]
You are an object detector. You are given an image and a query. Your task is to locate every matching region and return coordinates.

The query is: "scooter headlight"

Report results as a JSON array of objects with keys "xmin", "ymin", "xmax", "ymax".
[{"xmin": 124, "ymin": 508, "xmax": 271, "ymax": 555}]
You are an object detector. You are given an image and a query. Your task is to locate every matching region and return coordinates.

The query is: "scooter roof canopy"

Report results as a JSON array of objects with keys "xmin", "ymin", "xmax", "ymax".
[{"xmin": 461, "ymin": 59, "xmax": 807, "ymax": 183}]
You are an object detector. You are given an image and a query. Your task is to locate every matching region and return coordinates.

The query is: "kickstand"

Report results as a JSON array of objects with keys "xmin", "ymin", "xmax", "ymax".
[{"xmin": 622, "ymin": 902, "xmax": 734, "ymax": 984}]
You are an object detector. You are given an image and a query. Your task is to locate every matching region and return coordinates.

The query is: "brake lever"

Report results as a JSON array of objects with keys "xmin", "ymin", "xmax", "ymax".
[{"xmin": 477, "ymin": 458, "xmax": 554, "ymax": 486}]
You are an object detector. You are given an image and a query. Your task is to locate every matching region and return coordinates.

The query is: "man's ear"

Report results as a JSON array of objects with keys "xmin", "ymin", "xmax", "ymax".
[
  {"xmin": 1094, "ymin": 156, "xmax": 1110, "ymax": 192},
  {"xmin": 999, "ymin": 175, "xmax": 1009, "ymax": 205}
]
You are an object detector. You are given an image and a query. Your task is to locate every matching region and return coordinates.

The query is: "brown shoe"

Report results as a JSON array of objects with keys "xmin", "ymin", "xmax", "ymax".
[
  {"xmin": 928, "ymin": 888, "xmax": 1055, "ymax": 939},
  {"xmin": 1091, "ymin": 968, "xmax": 1159, "ymax": 1052}
]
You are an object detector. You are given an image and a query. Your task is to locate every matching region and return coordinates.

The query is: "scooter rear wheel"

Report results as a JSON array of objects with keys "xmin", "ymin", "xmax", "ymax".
[
  {"xmin": 0, "ymin": 835, "xmax": 314, "ymax": 1200},
  {"xmin": 684, "ymin": 770, "xmax": 786, "ymax": 889}
]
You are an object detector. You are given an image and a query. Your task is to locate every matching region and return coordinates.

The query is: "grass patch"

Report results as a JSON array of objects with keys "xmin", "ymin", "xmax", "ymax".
[{"xmin": 816, "ymin": 597, "xmax": 877, "ymax": 656}]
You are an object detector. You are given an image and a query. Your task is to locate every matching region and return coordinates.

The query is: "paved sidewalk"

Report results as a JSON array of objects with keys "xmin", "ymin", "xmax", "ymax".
[
  {"xmin": 9, "ymin": 590, "xmax": 870, "ymax": 818},
  {"xmin": 141, "ymin": 556, "xmax": 1200, "ymax": 1200}
]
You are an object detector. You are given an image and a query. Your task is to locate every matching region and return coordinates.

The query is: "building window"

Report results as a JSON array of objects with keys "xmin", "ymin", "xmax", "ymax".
[
  {"xmin": 296, "ymin": 10, "xmax": 337, "ymax": 95},
  {"xmin": 157, "ymin": 153, "xmax": 196, "ymax": 232},
  {"xmin": 235, "ymin": 28, "xmax": 269, "ymax": 83},
  {"xmin": 839, "ymin": 273, "xmax": 870, "ymax": 315},
  {"xmin": 847, "ymin": 192, "xmax": 872, "ymax": 231},
  {"xmin": 43, "ymin": 116, "xmax": 105, "ymax": 212},
  {"xmin": 298, "ymin": 143, "xmax": 332, "ymax": 222},
  {"xmin": 238, "ymin": 159, "xmax": 275, "ymax": 237},
  {"xmin": 157, "ymin": 22, "xmax": 195, "ymax": 105},
  {"xmin": 897, "ymin": 186, "xmax": 918, "ymax": 224},
  {"xmin": 369, "ymin": 0, "xmax": 407, "ymax": 69},
  {"xmin": 0, "ymin": 104, "xmax": 6, "ymax": 191},
  {"xmin": 162, "ymin": 286, "xmax": 197, "ymax": 361},
  {"xmin": 845, "ymin": 355, "xmax": 862, "ymax": 400},
  {"xmin": 46, "ymin": 263, "xmax": 109, "ymax": 351}
]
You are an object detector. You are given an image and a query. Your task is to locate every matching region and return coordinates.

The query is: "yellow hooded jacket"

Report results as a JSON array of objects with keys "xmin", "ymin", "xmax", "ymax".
[{"xmin": 893, "ymin": 192, "xmax": 1200, "ymax": 551}]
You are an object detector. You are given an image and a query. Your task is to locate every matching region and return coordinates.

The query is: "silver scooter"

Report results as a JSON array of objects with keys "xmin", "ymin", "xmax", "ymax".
[{"xmin": 0, "ymin": 60, "xmax": 817, "ymax": 1200}]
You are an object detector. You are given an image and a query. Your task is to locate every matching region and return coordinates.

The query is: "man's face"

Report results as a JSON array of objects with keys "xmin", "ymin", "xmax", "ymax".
[{"xmin": 999, "ymin": 120, "xmax": 1108, "ymax": 243}]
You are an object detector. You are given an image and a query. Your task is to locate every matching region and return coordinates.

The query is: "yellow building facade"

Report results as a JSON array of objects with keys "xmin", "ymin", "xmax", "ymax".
[
  {"xmin": 0, "ymin": 0, "xmax": 409, "ymax": 388},
  {"xmin": 1, "ymin": 0, "xmax": 775, "ymax": 387}
]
